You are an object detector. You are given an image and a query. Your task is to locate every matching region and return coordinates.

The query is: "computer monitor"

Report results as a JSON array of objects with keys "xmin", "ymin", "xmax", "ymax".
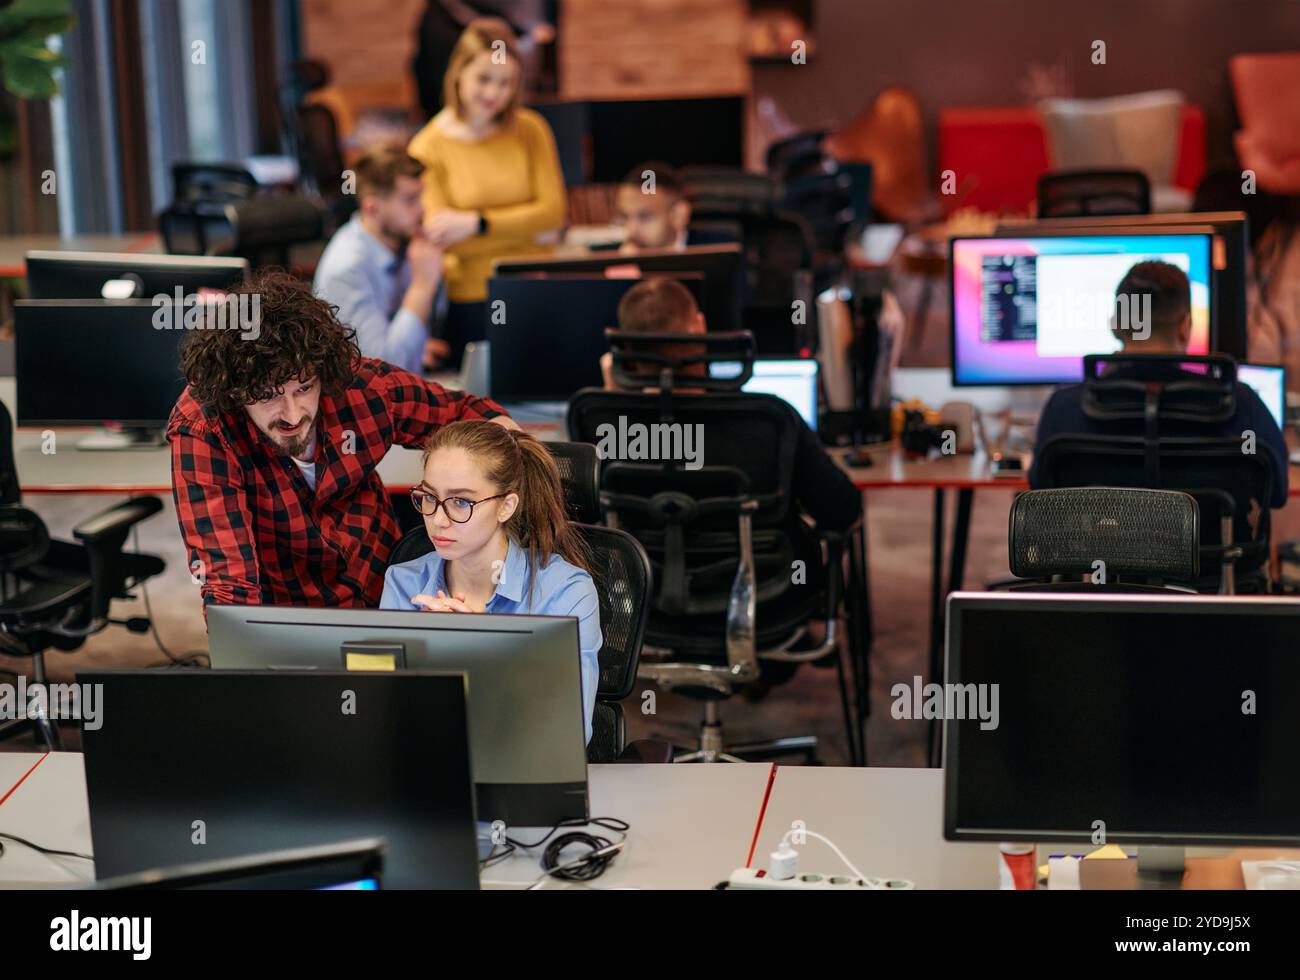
[
  {"xmin": 587, "ymin": 96, "xmax": 745, "ymax": 182},
  {"xmin": 950, "ymin": 229, "xmax": 1214, "ymax": 386},
  {"xmin": 15, "ymin": 300, "xmax": 191, "ymax": 446},
  {"xmin": 997, "ymin": 212, "xmax": 1249, "ymax": 360},
  {"xmin": 494, "ymin": 243, "xmax": 743, "ymax": 332},
  {"xmin": 709, "ymin": 357, "xmax": 819, "ymax": 430},
  {"xmin": 25, "ymin": 250, "xmax": 248, "ymax": 299},
  {"xmin": 944, "ymin": 592, "xmax": 1300, "ymax": 869},
  {"xmin": 1237, "ymin": 362, "xmax": 1286, "ymax": 429},
  {"xmin": 14, "ymin": 300, "xmax": 197, "ymax": 449},
  {"xmin": 206, "ymin": 606, "xmax": 589, "ymax": 827},
  {"xmin": 486, "ymin": 274, "xmax": 704, "ymax": 402},
  {"xmin": 94, "ymin": 838, "xmax": 386, "ymax": 890},
  {"xmin": 80, "ymin": 670, "xmax": 480, "ymax": 890}
]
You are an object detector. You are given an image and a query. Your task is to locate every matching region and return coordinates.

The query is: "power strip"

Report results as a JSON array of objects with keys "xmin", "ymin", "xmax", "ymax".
[{"xmin": 727, "ymin": 868, "xmax": 914, "ymax": 890}]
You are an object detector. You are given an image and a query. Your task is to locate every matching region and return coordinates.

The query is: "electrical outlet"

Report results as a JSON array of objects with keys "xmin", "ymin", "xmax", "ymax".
[{"xmin": 727, "ymin": 868, "xmax": 914, "ymax": 890}]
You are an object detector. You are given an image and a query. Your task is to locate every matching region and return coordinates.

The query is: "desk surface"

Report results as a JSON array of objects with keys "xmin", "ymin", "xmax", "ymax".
[
  {"xmin": 0, "ymin": 234, "xmax": 161, "ymax": 278},
  {"xmin": 750, "ymin": 765, "xmax": 998, "ymax": 889},
  {"xmin": 0, "ymin": 752, "xmax": 771, "ymax": 890}
]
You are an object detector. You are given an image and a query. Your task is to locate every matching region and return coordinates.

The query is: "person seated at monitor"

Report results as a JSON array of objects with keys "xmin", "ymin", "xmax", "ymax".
[
  {"xmin": 1029, "ymin": 260, "xmax": 1287, "ymax": 506},
  {"xmin": 169, "ymin": 269, "xmax": 517, "ymax": 610},
  {"xmin": 600, "ymin": 278, "xmax": 861, "ymax": 532},
  {"xmin": 614, "ymin": 161, "xmax": 735, "ymax": 254},
  {"xmin": 380, "ymin": 420, "xmax": 601, "ymax": 744},
  {"xmin": 313, "ymin": 145, "xmax": 450, "ymax": 374}
]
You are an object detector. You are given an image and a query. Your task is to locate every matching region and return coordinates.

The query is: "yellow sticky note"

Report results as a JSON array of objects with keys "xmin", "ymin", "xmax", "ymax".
[{"xmin": 344, "ymin": 652, "xmax": 398, "ymax": 672}]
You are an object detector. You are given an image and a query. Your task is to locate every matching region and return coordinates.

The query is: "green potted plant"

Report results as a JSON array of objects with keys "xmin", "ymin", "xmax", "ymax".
[{"xmin": 0, "ymin": 0, "xmax": 73, "ymax": 155}]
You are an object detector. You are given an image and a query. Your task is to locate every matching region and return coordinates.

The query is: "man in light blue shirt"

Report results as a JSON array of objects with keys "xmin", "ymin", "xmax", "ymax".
[
  {"xmin": 314, "ymin": 146, "xmax": 448, "ymax": 374},
  {"xmin": 380, "ymin": 534, "xmax": 602, "ymax": 745}
]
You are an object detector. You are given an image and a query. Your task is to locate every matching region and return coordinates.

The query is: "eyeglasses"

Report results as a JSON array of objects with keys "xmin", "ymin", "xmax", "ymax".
[{"xmin": 409, "ymin": 489, "xmax": 508, "ymax": 523}]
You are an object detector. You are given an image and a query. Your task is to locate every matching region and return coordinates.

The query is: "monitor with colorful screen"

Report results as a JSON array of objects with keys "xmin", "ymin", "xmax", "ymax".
[
  {"xmin": 1237, "ymin": 363, "xmax": 1286, "ymax": 430},
  {"xmin": 950, "ymin": 231, "xmax": 1214, "ymax": 386}
]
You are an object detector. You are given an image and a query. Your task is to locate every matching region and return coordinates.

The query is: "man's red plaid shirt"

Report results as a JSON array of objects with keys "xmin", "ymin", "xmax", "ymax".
[{"xmin": 167, "ymin": 357, "xmax": 507, "ymax": 607}]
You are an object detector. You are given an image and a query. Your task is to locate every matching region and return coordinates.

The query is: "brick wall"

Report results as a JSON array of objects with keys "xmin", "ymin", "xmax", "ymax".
[
  {"xmin": 300, "ymin": 0, "xmax": 425, "ymax": 90},
  {"xmin": 300, "ymin": 0, "xmax": 750, "ymax": 102},
  {"xmin": 559, "ymin": 0, "xmax": 749, "ymax": 99}
]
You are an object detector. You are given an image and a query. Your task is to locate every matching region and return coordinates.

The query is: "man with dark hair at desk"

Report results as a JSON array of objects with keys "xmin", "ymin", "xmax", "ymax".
[
  {"xmin": 313, "ymin": 145, "xmax": 449, "ymax": 374},
  {"xmin": 601, "ymin": 278, "xmax": 860, "ymax": 532},
  {"xmin": 614, "ymin": 162, "xmax": 734, "ymax": 254},
  {"xmin": 1029, "ymin": 260, "xmax": 1287, "ymax": 506},
  {"xmin": 168, "ymin": 269, "xmax": 517, "ymax": 609}
]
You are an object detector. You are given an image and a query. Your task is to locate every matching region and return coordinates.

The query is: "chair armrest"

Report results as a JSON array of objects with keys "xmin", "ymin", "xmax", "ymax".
[
  {"xmin": 615, "ymin": 739, "xmax": 675, "ymax": 764},
  {"xmin": 71, "ymin": 496, "xmax": 165, "ymax": 628},
  {"xmin": 72, "ymin": 496, "xmax": 163, "ymax": 546}
]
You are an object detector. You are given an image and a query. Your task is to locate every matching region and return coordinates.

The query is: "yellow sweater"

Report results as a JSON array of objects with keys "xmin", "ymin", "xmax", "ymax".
[{"xmin": 408, "ymin": 107, "xmax": 567, "ymax": 303}]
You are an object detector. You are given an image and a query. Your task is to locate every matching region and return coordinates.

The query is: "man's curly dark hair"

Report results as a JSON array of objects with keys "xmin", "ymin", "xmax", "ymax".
[{"xmin": 179, "ymin": 268, "xmax": 360, "ymax": 412}]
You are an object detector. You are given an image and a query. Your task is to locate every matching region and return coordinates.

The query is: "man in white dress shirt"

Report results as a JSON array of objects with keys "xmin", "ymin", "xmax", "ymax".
[{"xmin": 313, "ymin": 146, "xmax": 449, "ymax": 374}]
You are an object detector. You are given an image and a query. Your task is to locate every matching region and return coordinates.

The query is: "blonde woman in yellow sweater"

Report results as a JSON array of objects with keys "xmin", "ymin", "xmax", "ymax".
[{"xmin": 408, "ymin": 17, "xmax": 566, "ymax": 367}]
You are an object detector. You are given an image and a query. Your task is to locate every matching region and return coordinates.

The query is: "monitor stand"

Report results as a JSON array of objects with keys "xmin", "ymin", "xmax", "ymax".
[
  {"xmin": 77, "ymin": 426, "xmax": 166, "ymax": 451},
  {"xmin": 1135, "ymin": 845, "xmax": 1185, "ymax": 889}
]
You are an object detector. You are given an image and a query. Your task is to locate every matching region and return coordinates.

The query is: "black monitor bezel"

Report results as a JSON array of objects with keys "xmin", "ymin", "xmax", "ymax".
[{"xmin": 943, "ymin": 591, "xmax": 1300, "ymax": 846}]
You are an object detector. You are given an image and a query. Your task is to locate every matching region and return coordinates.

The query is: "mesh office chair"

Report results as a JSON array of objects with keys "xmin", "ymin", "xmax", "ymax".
[
  {"xmin": 1006, "ymin": 487, "xmax": 1200, "ymax": 592},
  {"xmin": 766, "ymin": 131, "xmax": 830, "ymax": 182},
  {"xmin": 158, "ymin": 162, "xmax": 324, "ymax": 269},
  {"xmin": 158, "ymin": 163, "xmax": 259, "ymax": 257},
  {"xmin": 569, "ymin": 330, "xmax": 865, "ymax": 764},
  {"xmin": 1034, "ymin": 355, "xmax": 1274, "ymax": 594},
  {"xmin": 385, "ymin": 441, "xmax": 660, "ymax": 764},
  {"xmin": 0, "ymin": 405, "xmax": 167, "ymax": 749},
  {"xmin": 684, "ymin": 198, "xmax": 817, "ymax": 354},
  {"xmin": 1037, "ymin": 168, "xmax": 1152, "ymax": 218}
]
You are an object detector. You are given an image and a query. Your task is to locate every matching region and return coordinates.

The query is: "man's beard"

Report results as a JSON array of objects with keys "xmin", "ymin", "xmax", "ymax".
[
  {"xmin": 269, "ymin": 417, "xmax": 316, "ymax": 459},
  {"xmin": 381, "ymin": 219, "xmax": 412, "ymax": 251}
]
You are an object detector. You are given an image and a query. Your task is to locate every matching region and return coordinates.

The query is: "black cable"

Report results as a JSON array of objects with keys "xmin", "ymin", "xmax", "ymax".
[
  {"xmin": 0, "ymin": 831, "xmax": 93, "ymax": 862},
  {"xmin": 539, "ymin": 830, "xmax": 621, "ymax": 883},
  {"xmin": 496, "ymin": 817, "xmax": 629, "ymax": 886},
  {"xmin": 130, "ymin": 527, "xmax": 210, "ymax": 669},
  {"xmin": 503, "ymin": 815, "xmax": 629, "ymax": 851}
]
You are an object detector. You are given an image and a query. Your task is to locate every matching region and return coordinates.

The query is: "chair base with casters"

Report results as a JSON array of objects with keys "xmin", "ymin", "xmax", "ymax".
[{"xmin": 668, "ymin": 699, "xmax": 818, "ymax": 764}]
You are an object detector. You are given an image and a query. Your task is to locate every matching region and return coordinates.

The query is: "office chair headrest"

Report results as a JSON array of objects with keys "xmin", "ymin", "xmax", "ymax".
[
  {"xmin": 1081, "ymin": 353, "xmax": 1237, "ymax": 424},
  {"xmin": 1009, "ymin": 486, "xmax": 1200, "ymax": 582},
  {"xmin": 605, "ymin": 329, "xmax": 757, "ymax": 393}
]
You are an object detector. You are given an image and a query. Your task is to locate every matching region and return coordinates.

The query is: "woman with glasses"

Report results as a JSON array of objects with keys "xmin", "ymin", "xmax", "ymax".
[{"xmin": 379, "ymin": 420, "xmax": 601, "ymax": 744}]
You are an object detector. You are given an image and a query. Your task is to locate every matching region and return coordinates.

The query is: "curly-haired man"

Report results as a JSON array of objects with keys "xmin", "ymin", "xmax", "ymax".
[{"xmin": 168, "ymin": 269, "xmax": 517, "ymax": 608}]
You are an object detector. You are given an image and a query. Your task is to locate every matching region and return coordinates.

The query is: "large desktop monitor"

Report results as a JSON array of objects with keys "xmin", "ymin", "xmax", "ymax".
[
  {"xmin": 486, "ymin": 273, "xmax": 704, "ymax": 402},
  {"xmin": 80, "ymin": 670, "xmax": 480, "ymax": 890},
  {"xmin": 950, "ymin": 229, "xmax": 1214, "ymax": 386},
  {"xmin": 530, "ymin": 96, "xmax": 745, "ymax": 185},
  {"xmin": 25, "ymin": 250, "xmax": 248, "ymax": 299},
  {"xmin": 15, "ymin": 300, "xmax": 190, "ymax": 445},
  {"xmin": 206, "ymin": 605, "xmax": 589, "ymax": 827},
  {"xmin": 494, "ymin": 243, "xmax": 743, "ymax": 332},
  {"xmin": 944, "ymin": 593, "xmax": 1300, "ymax": 866},
  {"xmin": 997, "ymin": 212, "xmax": 1249, "ymax": 360}
]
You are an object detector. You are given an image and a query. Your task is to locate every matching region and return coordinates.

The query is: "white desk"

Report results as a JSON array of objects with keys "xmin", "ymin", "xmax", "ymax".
[
  {"xmin": 750, "ymin": 766, "xmax": 999, "ymax": 889},
  {"xmin": 0, "ymin": 753, "xmax": 93, "ymax": 886},
  {"xmin": 0, "ymin": 752, "xmax": 770, "ymax": 890}
]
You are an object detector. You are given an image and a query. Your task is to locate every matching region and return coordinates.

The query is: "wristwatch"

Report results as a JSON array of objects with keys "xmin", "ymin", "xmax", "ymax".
[{"xmin": 477, "ymin": 212, "xmax": 489, "ymax": 235}]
